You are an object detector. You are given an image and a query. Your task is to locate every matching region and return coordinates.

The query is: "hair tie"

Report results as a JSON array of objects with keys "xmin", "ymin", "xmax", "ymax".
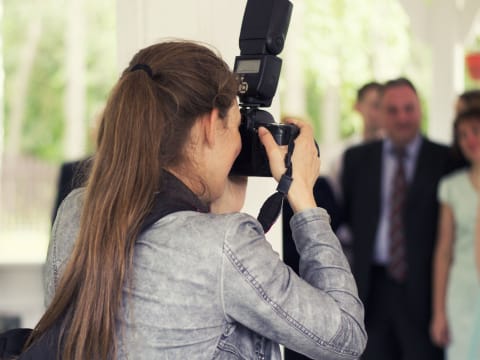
[{"xmin": 130, "ymin": 63, "xmax": 153, "ymax": 78}]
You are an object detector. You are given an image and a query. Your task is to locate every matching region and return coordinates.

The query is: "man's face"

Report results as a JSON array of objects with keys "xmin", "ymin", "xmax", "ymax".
[
  {"xmin": 381, "ymin": 85, "xmax": 421, "ymax": 147},
  {"xmin": 356, "ymin": 88, "xmax": 381, "ymax": 134}
]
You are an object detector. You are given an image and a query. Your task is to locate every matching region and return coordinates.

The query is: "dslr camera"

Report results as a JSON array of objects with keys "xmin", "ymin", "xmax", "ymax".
[{"xmin": 230, "ymin": 0, "xmax": 297, "ymax": 177}]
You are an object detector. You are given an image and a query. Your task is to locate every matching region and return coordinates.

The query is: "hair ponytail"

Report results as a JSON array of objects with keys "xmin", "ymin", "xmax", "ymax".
[{"xmin": 25, "ymin": 41, "xmax": 237, "ymax": 360}]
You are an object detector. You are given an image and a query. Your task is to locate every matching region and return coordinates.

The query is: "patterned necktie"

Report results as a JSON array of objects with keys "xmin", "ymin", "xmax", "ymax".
[{"xmin": 388, "ymin": 147, "xmax": 407, "ymax": 282}]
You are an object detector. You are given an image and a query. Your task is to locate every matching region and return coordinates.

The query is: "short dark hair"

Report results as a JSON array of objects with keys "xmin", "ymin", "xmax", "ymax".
[
  {"xmin": 458, "ymin": 89, "xmax": 480, "ymax": 110},
  {"xmin": 356, "ymin": 81, "xmax": 383, "ymax": 102},
  {"xmin": 381, "ymin": 77, "xmax": 417, "ymax": 96},
  {"xmin": 454, "ymin": 107, "xmax": 480, "ymax": 137},
  {"xmin": 452, "ymin": 107, "xmax": 480, "ymax": 165}
]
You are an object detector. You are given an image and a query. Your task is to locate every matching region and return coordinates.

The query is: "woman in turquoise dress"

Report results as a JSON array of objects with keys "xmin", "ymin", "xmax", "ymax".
[{"xmin": 431, "ymin": 108, "xmax": 480, "ymax": 359}]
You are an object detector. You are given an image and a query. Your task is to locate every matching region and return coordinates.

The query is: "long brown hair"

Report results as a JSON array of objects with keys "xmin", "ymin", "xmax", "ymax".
[{"xmin": 26, "ymin": 41, "xmax": 238, "ymax": 359}]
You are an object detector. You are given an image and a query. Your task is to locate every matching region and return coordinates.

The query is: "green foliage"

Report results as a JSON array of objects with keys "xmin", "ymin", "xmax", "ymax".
[
  {"xmin": 22, "ymin": 18, "xmax": 66, "ymax": 160},
  {"xmin": 304, "ymin": 71, "xmax": 323, "ymax": 138},
  {"xmin": 2, "ymin": 0, "xmax": 116, "ymax": 162},
  {"xmin": 299, "ymin": 0, "xmax": 414, "ymax": 141}
]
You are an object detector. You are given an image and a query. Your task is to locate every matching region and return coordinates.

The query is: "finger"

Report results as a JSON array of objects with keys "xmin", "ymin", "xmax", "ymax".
[
  {"xmin": 282, "ymin": 116, "xmax": 302, "ymax": 127},
  {"xmin": 283, "ymin": 118, "xmax": 313, "ymax": 136},
  {"xmin": 258, "ymin": 127, "xmax": 287, "ymax": 180},
  {"xmin": 258, "ymin": 127, "xmax": 287, "ymax": 162},
  {"xmin": 258, "ymin": 126, "xmax": 276, "ymax": 151}
]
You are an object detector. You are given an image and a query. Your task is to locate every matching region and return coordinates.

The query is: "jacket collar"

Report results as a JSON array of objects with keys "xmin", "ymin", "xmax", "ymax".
[{"xmin": 140, "ymin": 171, "xmax": 209, "ymax": 233}]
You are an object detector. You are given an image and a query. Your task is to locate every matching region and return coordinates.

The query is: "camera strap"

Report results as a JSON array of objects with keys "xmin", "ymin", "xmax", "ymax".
[{"xmin": 257, "ymin": 138, "xmax": 295, "ymax": 233}]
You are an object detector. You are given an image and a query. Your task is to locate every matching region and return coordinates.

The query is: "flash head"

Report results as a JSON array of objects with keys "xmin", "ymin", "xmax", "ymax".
[
  {"xmin": 230, "ymin": 0, "xmax": 296, "ymax": 177},
  {"xmin": 234, "ymin": 0, "xmax": 292, "ymax": 108},
  {"xmin": 238, "ymin": 0, "xmax": 292, "ymax": 55}
]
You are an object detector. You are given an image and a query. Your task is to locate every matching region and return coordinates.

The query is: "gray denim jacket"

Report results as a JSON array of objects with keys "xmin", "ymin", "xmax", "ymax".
[{"xmin": 45, "ymin": 188, "xmax": 366, "ymax": 359}]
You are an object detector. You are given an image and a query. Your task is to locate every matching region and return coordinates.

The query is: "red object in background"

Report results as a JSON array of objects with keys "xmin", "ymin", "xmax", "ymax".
[{"xmin": 466, "ymin": 52, "xmax": 480, "ymax": 80}]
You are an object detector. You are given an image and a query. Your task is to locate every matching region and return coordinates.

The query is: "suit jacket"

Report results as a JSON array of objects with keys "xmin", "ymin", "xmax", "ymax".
[
  {"xmin": 341, "ymin": 137, "xmax": 454, "ymax": 327},
  {"xmin": 52, "ymin": 157, "xmax": 92, "ymax": 224},
  {"xmin": 283, "ymin": 176, "xmax": 341, "ymax": 275}
]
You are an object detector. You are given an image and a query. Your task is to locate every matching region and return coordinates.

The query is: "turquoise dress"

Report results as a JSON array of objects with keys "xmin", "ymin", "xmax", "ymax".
[
  {"xmin": 439, "ymin": 169, "xmax": 480, "ymax": 359},
  {"xmin": 469, "ymin": 294, "xmax": 480, "ymax": 359}
]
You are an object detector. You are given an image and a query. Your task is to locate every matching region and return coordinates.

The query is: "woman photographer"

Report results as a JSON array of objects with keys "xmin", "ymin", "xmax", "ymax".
[{"xmin": 22, "ymin": 41, "xmax": 366, "ymax": 359}]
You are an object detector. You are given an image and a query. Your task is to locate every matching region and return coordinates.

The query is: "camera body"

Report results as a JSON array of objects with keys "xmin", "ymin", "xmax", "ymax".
[
  {"xmin": 232, "ymin": 108, "xmax": 299, "ymax": 177},
  {"xmin": 230, "ymin": 0, "xmax": 296, "ymax": 177}
]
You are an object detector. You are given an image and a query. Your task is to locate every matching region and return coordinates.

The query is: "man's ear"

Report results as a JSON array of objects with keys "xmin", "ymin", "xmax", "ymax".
[{"xmin": 202, "ymin": 108, "xmax": 220, "ymax": 148}]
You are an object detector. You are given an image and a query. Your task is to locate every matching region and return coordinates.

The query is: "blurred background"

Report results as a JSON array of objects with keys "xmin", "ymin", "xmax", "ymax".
[{"xmin": 0, "ymin": 0, "xmax": 479, "ymax": 333}]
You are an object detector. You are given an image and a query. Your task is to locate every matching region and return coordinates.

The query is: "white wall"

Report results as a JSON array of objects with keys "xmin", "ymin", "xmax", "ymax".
[
  {"xmin": 0, "ymin": 264, "xmax": 44, "ymax": 329},
  {"xmin": 116, "ymin": 0, "xmax": 245, "ymax": 71}
]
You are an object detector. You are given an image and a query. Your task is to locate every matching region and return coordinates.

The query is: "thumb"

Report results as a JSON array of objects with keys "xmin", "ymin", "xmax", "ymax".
[
  {"xmin": 258, "ymin": 127, "xmax": 286, "ymax": 181},
  {"xmin": 258, "ymin": 127, "xmax": 276, "ymax": 151}
]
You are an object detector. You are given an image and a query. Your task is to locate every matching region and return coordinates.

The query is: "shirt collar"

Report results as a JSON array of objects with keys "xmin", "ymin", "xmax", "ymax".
[
  {"xmin": 384, "ymin": 133, "xmax": 422, "ymax": 159},
  {"xmin": 159, "ymin": 170, "xmax": 209, "ymax": 213}
]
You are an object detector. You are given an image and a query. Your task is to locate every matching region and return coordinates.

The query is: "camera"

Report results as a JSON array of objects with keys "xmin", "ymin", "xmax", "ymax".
[{"xmin": 230, "ymin": 0, "xmax": 296, "ymax": 177}]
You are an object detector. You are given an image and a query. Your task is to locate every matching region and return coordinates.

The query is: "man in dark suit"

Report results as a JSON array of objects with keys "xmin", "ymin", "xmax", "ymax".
[{"xmin": 341, "ymin": 78, "xmax": 454, "ymax": 359}]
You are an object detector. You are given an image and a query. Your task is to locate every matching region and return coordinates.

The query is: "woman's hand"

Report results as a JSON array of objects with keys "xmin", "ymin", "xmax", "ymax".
[
  {"xmin": 258, "ymin": 118, "xmax": 320, "ymax": 213},
  {"xmin": 211, "ymin": 176, "xmax": 248, "ymax": 214},
  {"xmin": 430, "ymin": 312, "xmax": 450, "ymax": 347}
]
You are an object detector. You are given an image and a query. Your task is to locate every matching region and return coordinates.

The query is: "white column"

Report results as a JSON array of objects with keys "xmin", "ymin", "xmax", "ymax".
[
  {"xmin": 320, "ymin": 84, "xmax": 341, "ymax": 174},
  {"xmin": 282, "ymin": 0, "xmax": 306, "ymax": 118},
  {"xmin": 116, "ymin": 0, "xmax": 246, "ymax": 71},
  {"xmin": 428, "ymin": 1, "xmax": 458, "ymax": 143}
]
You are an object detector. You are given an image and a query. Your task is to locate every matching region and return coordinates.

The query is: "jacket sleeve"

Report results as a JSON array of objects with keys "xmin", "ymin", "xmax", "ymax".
[
  {"xmin": 44, "ymin": 188, "xmax": 84, "ymax": 307},
  {"xmin": 221, "ymin": 208, "xmax": 367, "ymax": 360}
]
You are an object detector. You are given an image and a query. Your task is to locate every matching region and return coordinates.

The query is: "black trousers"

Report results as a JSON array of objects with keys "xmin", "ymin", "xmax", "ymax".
[{"xmin": 362, "ymin": 266, "xmax": 444, "ymax": 360}]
